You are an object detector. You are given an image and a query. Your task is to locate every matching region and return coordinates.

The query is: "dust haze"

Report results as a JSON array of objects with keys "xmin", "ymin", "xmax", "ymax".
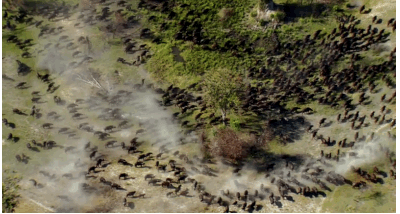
[{"xmin": 3, "ymin": 0, "xmax": 396, "ymax": 213}]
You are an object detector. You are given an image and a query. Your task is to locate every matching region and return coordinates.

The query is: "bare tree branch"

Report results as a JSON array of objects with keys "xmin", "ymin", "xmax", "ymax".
[
  {"xmin": 74, "ymin": 73, "xmax": 108, "ymax": 93},
  {"xmin": 75, "ymin": 74, "xmax": 101, "ymax": 88}
]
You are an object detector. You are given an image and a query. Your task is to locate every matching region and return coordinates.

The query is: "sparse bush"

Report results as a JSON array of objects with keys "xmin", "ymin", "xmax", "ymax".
[
  {"xmin": 371, "ymin": 43, "xmax": 389, "ymax": 55},
  {"xmin": 250, "ymin": 11, "xmax": 257, "ymax": 17},
  {"xmin": 210, "ymin": 128, "xmax": 261, "ymax": 162},
  {"xmin": 260, "ymin": 19, "xmax": 267, "ymax": 26}
]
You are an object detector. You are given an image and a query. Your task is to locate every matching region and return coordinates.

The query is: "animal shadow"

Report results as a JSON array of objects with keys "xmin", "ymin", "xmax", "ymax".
[
  {"xmin": 363, "ymin": 9, "xmax": 372, "ymax": 14},
  {"xmin": 322, "ymin": 121, "xmax": 333, "ymax": 128},
  {"xmin": 317, "ymin": 191, "xmax": 327, "ymax": 197},
  {"xmin": 327, "ymin": 140, "xmax": 336, "ymax": 147},
  {"xmin": 31, "ymin": 147, "xmax": 40, "ymax": 152},
  {"xmin": 8, "ymin": 123, "xmax": 16, "ymax": 129},
  {"xmin": 275, "ymin": 200, "xmax": 283, "ymax": 208},
  {"xmin": 374, "ymin": 88, "xmax": 383, "ymax": 94},
  {"xmin": 126, "ymin": 202, "xmax": 135, "ymax": 209},
  {"xmin": 17, "ymin": 86, "xmax": 31, "ymax": 89},
  {"xmin": 100, "ymin": 163, "xmax": 111, "ymax": 168},
  {"xmin": 375, "ymin": 178, "xmax": 385, "ymax": 184},
  {"xmin": 255, "ymin": 205, "xmax": 263, "ymax": 211},
  {"xmin": 378, "ymin": 171, "xmax": 388, "ymax": 178},
  {"xmin": 92, "ymin": 169, "xmax": 105, "ymax": 174},
  {"xmin": 285, "ymin": 196, "xmax": 295, "ymax": 202},
  {"xmin": 247, "ymin": 206, "xmax": 255, "ymax": 213}
]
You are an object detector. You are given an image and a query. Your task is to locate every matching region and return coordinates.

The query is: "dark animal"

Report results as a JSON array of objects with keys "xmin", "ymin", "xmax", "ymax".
[{"xmin": 135, "ymin": 161, "xmax": 145, "ymax": 168}]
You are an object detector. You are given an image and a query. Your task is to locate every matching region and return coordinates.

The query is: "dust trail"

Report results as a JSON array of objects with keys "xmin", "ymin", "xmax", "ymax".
[
  {"xmin": 25, "ymin": 197, "xmax": 56, "ymax": 213},
  {"xmin": 374, "ymin": 120, "xmax": 395, "ymax": 133},
  {"xmin": 16, "ymin": 2, "xmax": 202, "ymax": 212}
]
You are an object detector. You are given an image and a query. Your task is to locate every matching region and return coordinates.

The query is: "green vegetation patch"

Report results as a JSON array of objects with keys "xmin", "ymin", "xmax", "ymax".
[{"xmin": 2, "ymin": 174, "xmax": 21, "ymax": 213}]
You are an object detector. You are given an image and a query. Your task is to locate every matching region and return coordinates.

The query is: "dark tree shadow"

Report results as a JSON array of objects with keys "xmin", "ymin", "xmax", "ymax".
[
  {"xmin": 281, "ymin": 2, "xmax": 329, "ymax": 20},
  {"xmin": 266, "ymin": 115, "xmax": 311, "ymax": 144}
]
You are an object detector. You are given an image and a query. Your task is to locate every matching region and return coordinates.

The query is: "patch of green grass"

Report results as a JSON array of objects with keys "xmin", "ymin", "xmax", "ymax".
[
  {"xmin": 264, "ymin": 137, "xmax": 286, "ymax": 154},
  {"xmin": 321, "ymin": 178, "xmax": 396, "ymax": 213}
]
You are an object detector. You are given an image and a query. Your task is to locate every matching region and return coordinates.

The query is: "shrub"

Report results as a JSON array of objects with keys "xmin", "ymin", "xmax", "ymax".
[
  {"xmin": 270, "ymin": 13, "xmax": 275, "ymax": 19},
  {"xmin": 250, "ymin": 11, "xmax": 257, "ymax": 17},
  {"xmin": 274, "ymin": 11, "xmax": 286, "ymax": 21},
  {"xmin": 332, "ymin": 5, "xmax": 339, "ymax": 12},
  {"xmin": 260, "ymin": 19, "xmax": 267, "ymax": 26},
  {"xmin": 230, "ymin": 117, "xmax": 241, "ymax": 131},
  {"xmin": 210, "ymin": 128, "xmax": 261, "ymax": 162},
  {"xmin": 218, "ymin": 8, "xmax": 234, "ymax": 21}
]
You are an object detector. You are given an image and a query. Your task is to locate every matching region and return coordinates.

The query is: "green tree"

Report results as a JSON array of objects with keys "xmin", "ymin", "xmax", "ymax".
[{"xmin": 203, "ymin": 68, "xmax": 245, "ymax": 125}]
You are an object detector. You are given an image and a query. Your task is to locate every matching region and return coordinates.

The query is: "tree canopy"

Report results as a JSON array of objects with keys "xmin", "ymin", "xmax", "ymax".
[{"xmin": 203, "ymin": 68, "xmax": 245, "ymax": 124}]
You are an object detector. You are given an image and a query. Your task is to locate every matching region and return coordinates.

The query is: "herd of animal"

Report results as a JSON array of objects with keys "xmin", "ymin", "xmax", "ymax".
[{"xmin": 2, "ymin": 0, "xmax": 396, "ymax": 212}]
